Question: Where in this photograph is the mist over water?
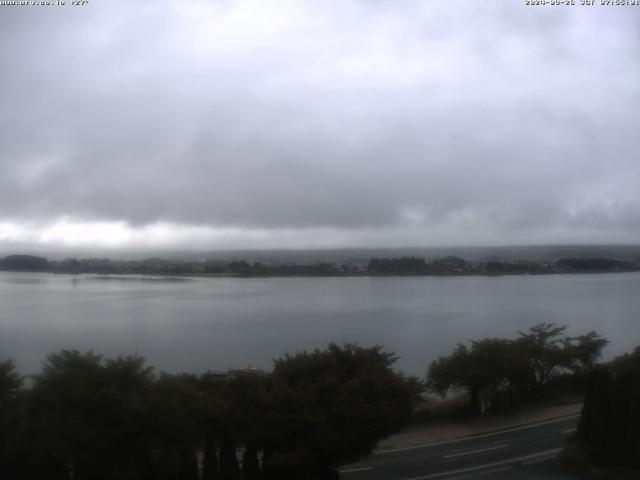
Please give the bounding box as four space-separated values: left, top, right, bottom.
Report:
2 271 639 376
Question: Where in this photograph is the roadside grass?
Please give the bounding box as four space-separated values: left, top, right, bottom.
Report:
408 392 472 427
407 391 583 429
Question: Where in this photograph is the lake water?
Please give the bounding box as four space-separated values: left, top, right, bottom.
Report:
1 271 639 376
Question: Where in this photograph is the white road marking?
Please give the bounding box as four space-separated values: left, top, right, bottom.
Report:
443 444 508 459
522 456 553 466
561 428 577 434
477 466 513 476
376 414 580 455
339 466 373 474
403 448 562 480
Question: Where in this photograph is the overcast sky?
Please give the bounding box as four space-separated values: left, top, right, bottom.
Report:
1 0 639 251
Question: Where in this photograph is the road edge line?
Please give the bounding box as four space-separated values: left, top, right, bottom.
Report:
405 448 562 479
376 414 579 455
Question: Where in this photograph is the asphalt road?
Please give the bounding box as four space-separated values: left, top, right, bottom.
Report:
339 414 583 480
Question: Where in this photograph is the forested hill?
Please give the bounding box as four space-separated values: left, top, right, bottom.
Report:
1 254 639 277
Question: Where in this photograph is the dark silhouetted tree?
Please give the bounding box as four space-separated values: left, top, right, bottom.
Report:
0 360 23 479
428 339 516 414
25 351 156 480
261 343 419 477
577 346 640 467
0 255 48 272
428 324 608 414
241 445 260 480
219 432 241 480
178 447 199 480
202 433 219 480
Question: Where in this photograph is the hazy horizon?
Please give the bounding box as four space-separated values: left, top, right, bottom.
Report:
3 243 640 264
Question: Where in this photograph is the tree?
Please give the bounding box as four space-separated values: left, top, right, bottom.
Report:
198 369 270 480
577 346 640 467
368 257 429 275
513 323 569 397
1 344 419 479
562 330 609 374
241 446 260 480
427 339 516 414
218 432 241 480
427 324 608 414
0 360 22 478
147 372 203 480
514 324 607 397
0 360 21 400
25 350 157 480
227 261 253 275
0 255 48 272
260 343 419 477
556 257 638 272
177 447 199 480
201 433 219 480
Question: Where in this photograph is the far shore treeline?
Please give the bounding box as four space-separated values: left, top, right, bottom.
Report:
1 254 639 277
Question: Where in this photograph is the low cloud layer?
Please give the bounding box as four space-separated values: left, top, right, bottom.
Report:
1 0 639 249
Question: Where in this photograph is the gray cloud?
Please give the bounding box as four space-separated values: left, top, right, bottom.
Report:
1 0 639 248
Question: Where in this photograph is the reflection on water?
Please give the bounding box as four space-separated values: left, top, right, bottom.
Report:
84 275 192 282
1 271 639 376
3 277 47 285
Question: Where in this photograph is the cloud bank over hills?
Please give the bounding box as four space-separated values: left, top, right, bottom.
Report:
1 1 639 249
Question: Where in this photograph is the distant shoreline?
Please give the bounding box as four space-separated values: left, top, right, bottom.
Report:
1 253 639 278
3 269 640 280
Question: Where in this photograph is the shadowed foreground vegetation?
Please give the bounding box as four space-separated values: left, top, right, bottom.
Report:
0 344 419 480
426 326 640 474
576 346 640 469
426 324 608 415
555 346 640 479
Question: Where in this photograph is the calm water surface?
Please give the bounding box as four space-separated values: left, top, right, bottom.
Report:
1 272 639 375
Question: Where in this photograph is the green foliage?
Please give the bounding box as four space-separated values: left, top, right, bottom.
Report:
0 343 417 479
481 260 546 274
428 339 517 414
578 346 640 468
4 252 639 276
427 324 608 414
227 260 342 276
514 324 608 397
203 370 270 445
556 257 638 272
263 343 419 471
26 350 156 480
0 255 48 272
368 256 429 275
515 323 572 396
0 360 23 478
0 360 22 400
149 372 201 447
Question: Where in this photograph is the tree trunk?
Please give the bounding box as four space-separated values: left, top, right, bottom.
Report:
202 434 219 480
470 386 481 415
178 447 199 480
219 433 240 480
241 446 260 480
